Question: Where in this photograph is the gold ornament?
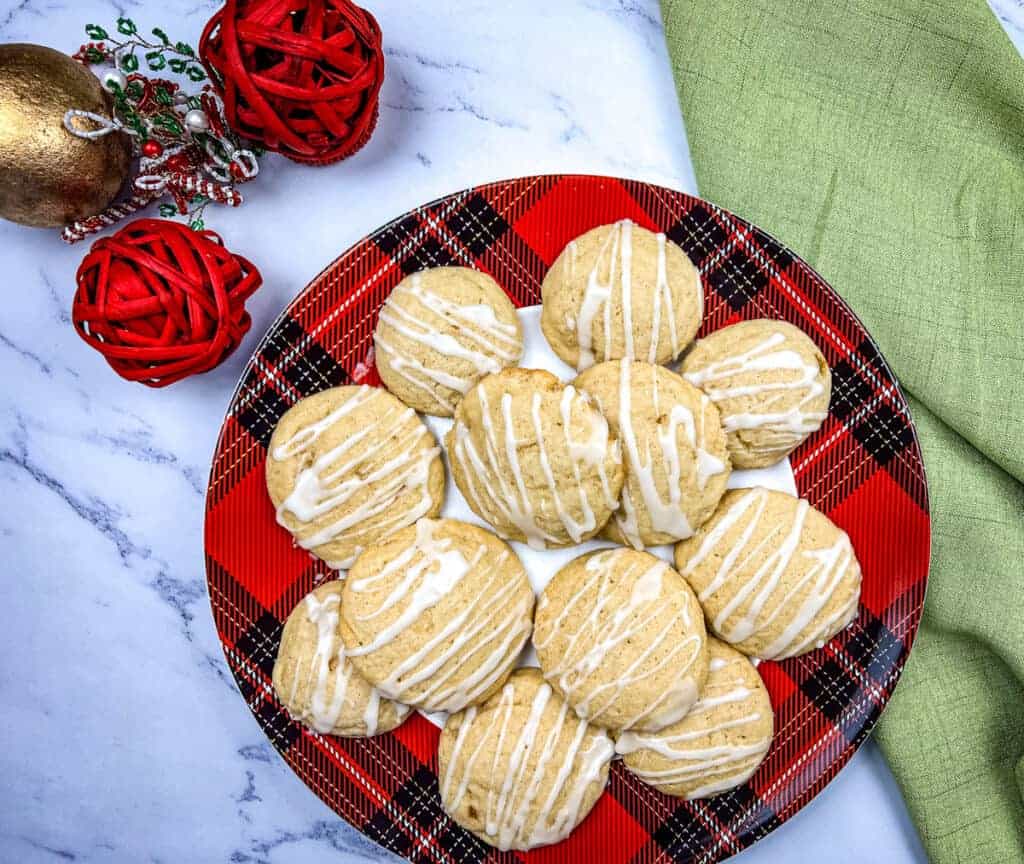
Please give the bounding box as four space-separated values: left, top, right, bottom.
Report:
0 43 131 228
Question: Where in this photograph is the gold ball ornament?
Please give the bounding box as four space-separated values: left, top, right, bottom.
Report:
0 43 131 227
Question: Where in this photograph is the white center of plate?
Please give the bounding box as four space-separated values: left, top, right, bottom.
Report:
418 305 796 728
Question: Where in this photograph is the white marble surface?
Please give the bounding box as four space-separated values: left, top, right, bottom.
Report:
990 0 1024 51
2 1 1016 862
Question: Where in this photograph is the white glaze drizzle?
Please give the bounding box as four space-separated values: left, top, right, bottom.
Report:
441 677 614 850
574 221 690 369
615 655 770 799
346 520 531 711
293 590 407 735
537 550 704 731
612 360 726 547
272 386 440 568
450 381 618 548
375 274 522 408
682 488 858 658
683 331 828 455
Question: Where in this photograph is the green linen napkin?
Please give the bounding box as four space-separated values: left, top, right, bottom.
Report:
660 0 1024 860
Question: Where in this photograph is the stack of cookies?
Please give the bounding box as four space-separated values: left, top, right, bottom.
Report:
264 220 862 852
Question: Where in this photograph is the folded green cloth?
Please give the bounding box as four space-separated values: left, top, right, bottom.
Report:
660 1 1024 860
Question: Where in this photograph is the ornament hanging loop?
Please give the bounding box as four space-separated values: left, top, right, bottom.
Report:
63 108 134 141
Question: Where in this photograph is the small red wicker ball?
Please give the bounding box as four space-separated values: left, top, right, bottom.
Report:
72 219 262 387
199 0 385 165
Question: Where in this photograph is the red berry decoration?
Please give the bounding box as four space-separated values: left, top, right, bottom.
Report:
199 0 385 165
141 139 164 158
72 219 262 387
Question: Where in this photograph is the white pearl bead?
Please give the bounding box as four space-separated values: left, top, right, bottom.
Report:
101 70 128 93
184 109 209 132
172 92 189 106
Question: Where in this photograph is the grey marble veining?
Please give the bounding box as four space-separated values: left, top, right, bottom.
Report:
3 1 1014 862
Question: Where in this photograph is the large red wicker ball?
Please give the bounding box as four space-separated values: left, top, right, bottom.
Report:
199 0 385 165
73 219 262 387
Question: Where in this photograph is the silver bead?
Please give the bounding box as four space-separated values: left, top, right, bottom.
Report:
101 69 128 93
184 109 209 132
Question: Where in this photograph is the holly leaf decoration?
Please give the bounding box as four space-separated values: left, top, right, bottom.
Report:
125 80 144 100
168 58 187 74
145 50 167 71
126 113 147 138
186 65 206 82
117 17 137 35
120 53 140 72
84 46 106 63
85 24 108 39
189 218 205 231
175 42 195 57
159 204 177 218
154 86 173 106
152 113 184 135
152 27 171 45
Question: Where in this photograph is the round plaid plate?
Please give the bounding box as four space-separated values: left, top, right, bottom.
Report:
204 175 930 864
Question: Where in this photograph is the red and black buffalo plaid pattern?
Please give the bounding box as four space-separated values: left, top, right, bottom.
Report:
204 175 930 864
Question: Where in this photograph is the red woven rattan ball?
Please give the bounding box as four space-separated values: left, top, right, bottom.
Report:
73 219 262 387
199 0 385 165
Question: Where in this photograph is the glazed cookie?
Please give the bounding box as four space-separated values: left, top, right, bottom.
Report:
374 268 523 417
675 488 862 659
680 319 831 468
438 668 614 851
339 518 534 713
266 386 445 570
575 359 730 547
534 548 709 732
271 582 411 737
445 367 624 548
617 638 773 799
541 220 702 369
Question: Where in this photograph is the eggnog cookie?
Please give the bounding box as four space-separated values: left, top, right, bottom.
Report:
541 220 702 370
272 582 411 737
339 518 534 713
266 386 445 569
680 319 831 468
675 488 862 659
445 367 624 548
617 638 773 798
438 668 614 851
374 268 523 417
574 359 730 547
534 548 709 732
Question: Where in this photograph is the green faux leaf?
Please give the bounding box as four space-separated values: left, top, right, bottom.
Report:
85 47 106 63
116 17 137 35
158 203 177 218
127 114 147 137
175 41 195 57
85 24 108 40
125 80 144 100
191 195 208 206
154 85 172 106
186 65 206 82
120 53 139 72
168 57 187 74
153 113 184 135
152 27 170 45
145 50 167 71
189 218 204 231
